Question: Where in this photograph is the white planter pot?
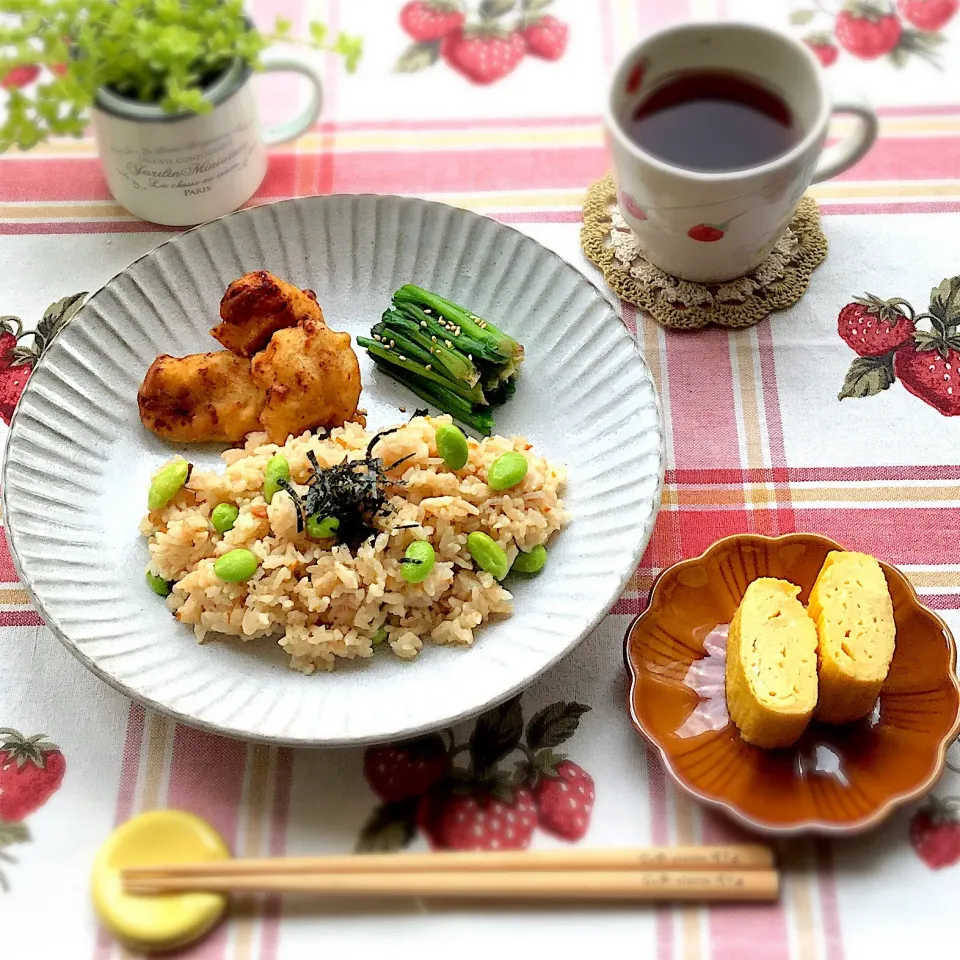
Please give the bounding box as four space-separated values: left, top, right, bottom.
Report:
91 53 322 227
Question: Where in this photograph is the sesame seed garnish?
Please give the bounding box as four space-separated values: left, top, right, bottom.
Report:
467 353 473 360
398 355 407 361
445 339 453 348
420 320 427 328
373 333 381 341
424 308 432 314
431 336 437 342
425 364 432 371
390 340 395 348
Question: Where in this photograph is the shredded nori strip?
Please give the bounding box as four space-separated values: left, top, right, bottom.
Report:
278 412 429 550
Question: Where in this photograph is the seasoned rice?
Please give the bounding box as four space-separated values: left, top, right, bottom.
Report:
140 415 569 673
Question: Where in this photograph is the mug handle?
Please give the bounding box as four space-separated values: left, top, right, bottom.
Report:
258 49 324 146
811 92 878 183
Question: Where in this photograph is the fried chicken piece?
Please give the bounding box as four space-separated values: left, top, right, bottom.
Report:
138 352 265 443
212 271 326 357
251 315 362 444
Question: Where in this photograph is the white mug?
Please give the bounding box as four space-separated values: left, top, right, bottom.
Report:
604 22 878 283
91 51 322 227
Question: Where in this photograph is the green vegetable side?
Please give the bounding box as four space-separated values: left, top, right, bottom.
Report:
357 284 523 436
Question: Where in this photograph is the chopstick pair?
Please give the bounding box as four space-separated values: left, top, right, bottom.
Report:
123 845 779 903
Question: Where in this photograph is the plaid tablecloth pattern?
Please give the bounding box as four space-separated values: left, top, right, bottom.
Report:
2 1 960 957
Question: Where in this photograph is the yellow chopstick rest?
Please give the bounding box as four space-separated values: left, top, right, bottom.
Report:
92 810 231 953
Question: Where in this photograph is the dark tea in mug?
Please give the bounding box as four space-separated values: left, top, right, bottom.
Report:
624 70 799 173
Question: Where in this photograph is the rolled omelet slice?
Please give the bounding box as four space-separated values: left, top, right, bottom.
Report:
807 551 895 725
725 578 818 749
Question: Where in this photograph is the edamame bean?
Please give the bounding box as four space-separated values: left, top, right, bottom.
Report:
466 531 509 580
306 514 340 539
211 503 239 534
512 544 547 575
436 424 469 470
263 454 291 504
147 458 190 511
145 570 172 597
214 548 259 583
487 451 528 491
371 626 387 646
401 540 436 584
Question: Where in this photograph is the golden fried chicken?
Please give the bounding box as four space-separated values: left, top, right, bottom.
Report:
138 352 265 443
212 271 326 357
251 315 362 444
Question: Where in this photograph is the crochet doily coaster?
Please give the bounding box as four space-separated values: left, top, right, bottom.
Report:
581 173 828 330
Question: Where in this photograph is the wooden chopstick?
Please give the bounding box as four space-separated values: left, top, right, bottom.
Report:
124 868 779 902
123 844 774 880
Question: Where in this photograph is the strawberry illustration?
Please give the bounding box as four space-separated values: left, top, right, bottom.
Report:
897 0 958 30
356 696 593 853
0 326 31 427
838 294 916 357
363 734 449 803
418 785 537 850
521 15 568 61
688 223 725 242
1 64 40 89
0 729 66 821
910 796 960 869
399 0 465 42
804 35 840 66
894 337 960 415
837 275 960 404
532 760 595 841
0 292 86 426
441 27 526 84
835 5 903 59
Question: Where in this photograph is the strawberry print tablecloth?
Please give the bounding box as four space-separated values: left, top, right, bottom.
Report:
3 1 960 957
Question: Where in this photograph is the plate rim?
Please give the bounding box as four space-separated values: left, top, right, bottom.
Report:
623 531 960 835
2 193 665 746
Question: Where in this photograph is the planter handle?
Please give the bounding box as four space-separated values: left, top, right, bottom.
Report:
258 50 324 146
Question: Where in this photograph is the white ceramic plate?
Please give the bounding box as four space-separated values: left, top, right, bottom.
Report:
2 195 663 745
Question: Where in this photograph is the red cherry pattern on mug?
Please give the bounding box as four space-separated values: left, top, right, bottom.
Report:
910 795 960 869
620 192 648 222
0 292 86 427
0 729 67 892
356 697 593 852
688 223 726 243
837 274 960 416
788 0 950 68
395 0 568 82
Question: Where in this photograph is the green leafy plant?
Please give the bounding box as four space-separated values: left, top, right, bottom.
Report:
0 0 362 151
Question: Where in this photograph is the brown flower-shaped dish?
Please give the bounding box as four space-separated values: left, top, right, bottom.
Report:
625 533 960 835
